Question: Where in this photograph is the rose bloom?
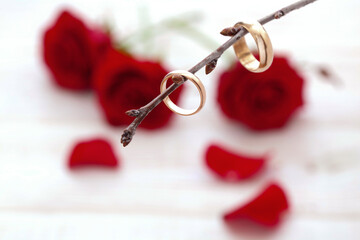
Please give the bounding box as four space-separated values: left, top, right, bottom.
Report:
42 10 111 90
93 48 183 130
217 56 304 130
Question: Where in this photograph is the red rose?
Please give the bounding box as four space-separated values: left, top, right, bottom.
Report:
43 10 111 90
217 56 304 130
93 48 183 129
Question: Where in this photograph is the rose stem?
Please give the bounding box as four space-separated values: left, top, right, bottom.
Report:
121 0 318 147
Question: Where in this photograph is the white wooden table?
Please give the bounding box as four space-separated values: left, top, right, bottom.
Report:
0 0 360 239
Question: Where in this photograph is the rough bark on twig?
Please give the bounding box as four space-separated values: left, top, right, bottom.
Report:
121 0 318 147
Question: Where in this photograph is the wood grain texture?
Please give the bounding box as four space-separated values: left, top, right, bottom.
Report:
0 0 360 239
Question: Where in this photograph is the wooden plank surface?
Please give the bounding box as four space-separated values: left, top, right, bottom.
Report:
0 0 360 239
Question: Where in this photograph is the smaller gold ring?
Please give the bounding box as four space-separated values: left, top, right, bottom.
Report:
233 21 273 73
160 70 206 116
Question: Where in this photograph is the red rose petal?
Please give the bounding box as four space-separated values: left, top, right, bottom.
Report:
68 138 119 169
205 144 266 181
223 183 289 228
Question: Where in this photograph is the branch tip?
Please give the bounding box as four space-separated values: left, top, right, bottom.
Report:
120 129 133 147
220 26 239 36
126 109 140 117
205 59 218 75
172 74 185 84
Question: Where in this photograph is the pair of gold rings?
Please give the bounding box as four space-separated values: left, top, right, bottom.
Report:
160 20 274 116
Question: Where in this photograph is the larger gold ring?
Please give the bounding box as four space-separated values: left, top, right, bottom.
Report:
233 21 273 72
160 70 206 116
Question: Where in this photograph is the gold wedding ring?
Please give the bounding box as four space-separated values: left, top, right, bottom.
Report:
160 70 206 116
233 21 273 72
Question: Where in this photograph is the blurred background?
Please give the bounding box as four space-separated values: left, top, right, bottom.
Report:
1 0 360 239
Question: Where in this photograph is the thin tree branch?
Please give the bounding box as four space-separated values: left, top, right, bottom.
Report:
121 0 318 147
